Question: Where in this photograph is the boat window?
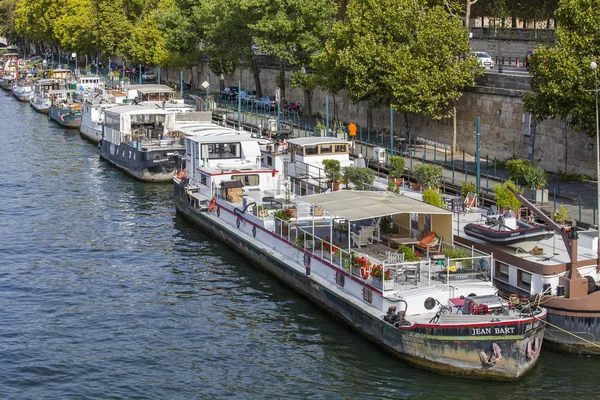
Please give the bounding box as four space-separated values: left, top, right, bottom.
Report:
495 261 510 282
517 270 532 290
206 143 241 159
186 139 191 155
320 145 333 154
200 174 208 186
266 156 273 166
294 145 303 156
305 145 318 155
335 144 348 153
335 271 345 287
362 287 373 303
232 174 259 186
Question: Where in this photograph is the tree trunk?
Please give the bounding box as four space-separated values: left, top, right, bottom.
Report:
219 63 225 92
563 119 569 176
304 89 313 119
251 54 262 98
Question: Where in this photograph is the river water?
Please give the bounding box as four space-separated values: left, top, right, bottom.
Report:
0 93 597 399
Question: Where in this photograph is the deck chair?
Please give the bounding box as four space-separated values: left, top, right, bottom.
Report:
415 232 442 257
385 251 404 264
351 226 375 248
464 192 477 211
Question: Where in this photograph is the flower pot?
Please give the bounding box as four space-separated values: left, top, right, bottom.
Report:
396 178 403 186
372 277 394 291
258 209 269 217
411 183 420 191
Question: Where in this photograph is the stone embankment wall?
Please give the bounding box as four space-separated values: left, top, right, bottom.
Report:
155 54 595 177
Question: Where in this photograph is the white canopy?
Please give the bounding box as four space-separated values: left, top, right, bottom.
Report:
298 191 451 221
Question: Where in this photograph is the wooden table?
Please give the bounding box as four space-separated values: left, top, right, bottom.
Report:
383 236 419 249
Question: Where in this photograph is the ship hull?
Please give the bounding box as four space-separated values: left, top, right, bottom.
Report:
173 181 546 380
49 106 81 128
98 140 183 182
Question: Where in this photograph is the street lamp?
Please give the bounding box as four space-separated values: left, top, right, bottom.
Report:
591 61 600 255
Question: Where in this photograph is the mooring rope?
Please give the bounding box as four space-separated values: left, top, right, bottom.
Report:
540 319 600 350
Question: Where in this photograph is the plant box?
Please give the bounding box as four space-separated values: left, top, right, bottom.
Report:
258 209 269 217
372 277 394 291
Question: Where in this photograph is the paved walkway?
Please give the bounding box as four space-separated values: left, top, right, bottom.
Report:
369 143 600 228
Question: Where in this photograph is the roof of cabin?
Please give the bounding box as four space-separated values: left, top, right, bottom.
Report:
187 134 261 144
128 84 174 94
298 191 451 221
104 104 172 116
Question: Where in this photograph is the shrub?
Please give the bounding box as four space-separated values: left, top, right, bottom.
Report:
322 159 341 183
505 159 531 182
389 156 405 179
553 204 571 225
398 245 421 262
344 167 376 189
461 181 477 196
422 188 445 208
413 164 443 189
521 165 548 189
494 181 521 211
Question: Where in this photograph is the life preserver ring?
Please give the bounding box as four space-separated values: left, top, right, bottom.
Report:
236 218 241 228
208 197 216 212
177 169 187 179
60 113 66 122
99 83 104 89
252 226 257 237
360 267 369 279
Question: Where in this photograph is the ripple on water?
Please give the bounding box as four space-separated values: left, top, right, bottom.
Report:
0 94 599 400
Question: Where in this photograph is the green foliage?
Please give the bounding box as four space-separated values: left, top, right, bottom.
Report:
389 156 405 179
413 164 443 188
505 158 531 182
494 181 521 211
524 0 600 138
444 247 473 269
521 165 548 189
314 0 481 126
461 181 477 196
322 159 342 183
387 179 400 194
553 204 571 225
398 245 420 262
344 167 376 189
422 188 445 208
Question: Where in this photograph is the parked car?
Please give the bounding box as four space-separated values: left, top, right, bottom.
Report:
237 90 257 104
254 96 276 110
220 86 239 101
142 71 156 81
471 51 495 69
525 50 534 70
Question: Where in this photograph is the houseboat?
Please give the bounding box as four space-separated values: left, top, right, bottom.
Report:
455 191 600 354
48 92 82 128
29 79 64 113
0 53 18 90
173 135 546 380
11 69 34 101
80 84 193 143
98 105 210 181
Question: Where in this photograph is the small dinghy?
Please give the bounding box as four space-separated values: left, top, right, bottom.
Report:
464 214 554 245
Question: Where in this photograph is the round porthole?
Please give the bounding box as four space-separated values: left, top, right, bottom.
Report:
424 297 436 310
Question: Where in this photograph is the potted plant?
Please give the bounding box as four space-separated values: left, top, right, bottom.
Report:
397 245 421 262
494 181 522 212
274 208 293 236
553 204 571 226
461 181 477 197
387 179 400 194
389 156 405 186
413 164 443 190
370 264 394 290
505 158 531 183
256 205 269 218
345 166 376 190
323 159 342 191
521 165 548 203
422 188 446 208
315 121 326 136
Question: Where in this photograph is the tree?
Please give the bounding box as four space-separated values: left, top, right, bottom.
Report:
315 0 481 135
524 0 600 144
250 0 338 113
0 0 19 42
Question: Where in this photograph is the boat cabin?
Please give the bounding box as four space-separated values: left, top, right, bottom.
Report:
49 68 72 80
76 75 103 91
127 84 176 103
184 135 278 205
103 105 177 147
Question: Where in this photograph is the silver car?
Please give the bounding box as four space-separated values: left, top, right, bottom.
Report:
471 51 495 69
